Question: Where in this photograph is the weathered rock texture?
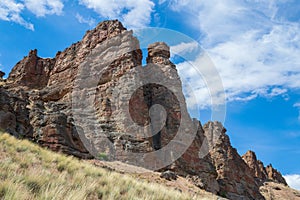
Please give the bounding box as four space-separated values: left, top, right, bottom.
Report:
0 20 288 200
242 150 287 186
260 181 300 200
7 49 55 89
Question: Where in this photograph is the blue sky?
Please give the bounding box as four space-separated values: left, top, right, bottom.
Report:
1 0 300 190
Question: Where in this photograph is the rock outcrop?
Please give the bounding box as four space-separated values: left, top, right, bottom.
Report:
0 20 288 200
242 150 287 186
0 71 5 79
259 181 300 200
265 164 288 186
242 150 268 181
7 49 55 89
203 121 265 199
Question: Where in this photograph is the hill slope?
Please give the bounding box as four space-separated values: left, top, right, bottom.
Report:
0 132 223 200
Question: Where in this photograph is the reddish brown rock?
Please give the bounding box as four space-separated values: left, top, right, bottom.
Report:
46 20 127 102
146 42 173 65
203 121 264 200
242 150 287 186
2 20 129 158
143 42 219 193
0 87 32 138
7 49 55 89
0 111 16 134
265 164 287 185
242 150 268 181
0 20 289 200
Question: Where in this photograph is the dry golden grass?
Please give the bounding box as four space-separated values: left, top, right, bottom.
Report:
0 132 197 200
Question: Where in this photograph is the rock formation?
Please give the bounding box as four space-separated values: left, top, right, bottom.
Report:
203 122 263 199
0 71 5 79
7 49 55 89
242 150 287 185
0 20 289 200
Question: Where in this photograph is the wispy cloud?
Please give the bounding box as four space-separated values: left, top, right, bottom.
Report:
0 0 64 30
23 0 64 17
76 13 96 27
284 174 300 190
0 0 34 30
294 103 300 107
167 0 300 108
172 44 226 110
158 0 167 4
171 41 199 57
285 131 300 138
79 0 155 28
293 103 300 121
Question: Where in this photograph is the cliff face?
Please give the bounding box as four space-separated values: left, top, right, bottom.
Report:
0 20 288 200
242 151 287 185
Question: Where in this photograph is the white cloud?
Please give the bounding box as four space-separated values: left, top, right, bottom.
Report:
23 0 64 17
171 41 198 57
158 0 167 4
76 13 96 27
294 103 300 108
0 0 64 30
79 0 155 28
293 103 300 121
167 0 300 107
0 0 34 30
284 174 300 190
175 48 226 110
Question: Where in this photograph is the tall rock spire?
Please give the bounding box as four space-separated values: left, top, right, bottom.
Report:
0 20 290 200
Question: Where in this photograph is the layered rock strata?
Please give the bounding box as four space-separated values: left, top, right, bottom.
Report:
0 20 288 200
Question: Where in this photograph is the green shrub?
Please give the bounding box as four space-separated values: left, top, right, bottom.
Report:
97 152 109 161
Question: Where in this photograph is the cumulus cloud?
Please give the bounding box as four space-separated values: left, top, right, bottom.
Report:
76 13 96 27
284 174 300 190
23 0 64 17
79 0 155 28
167 0 300 108
170 42 226 120
0 0 34 30
0 0 64 30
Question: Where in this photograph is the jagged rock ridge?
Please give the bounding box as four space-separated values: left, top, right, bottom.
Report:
0 20 290 200
242 150 287 185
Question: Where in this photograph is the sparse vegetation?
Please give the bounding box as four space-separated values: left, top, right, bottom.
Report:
0 132 194 200
218 190 227 198
97 152 108 161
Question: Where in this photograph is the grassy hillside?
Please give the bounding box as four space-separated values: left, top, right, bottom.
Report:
0 132 195 200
